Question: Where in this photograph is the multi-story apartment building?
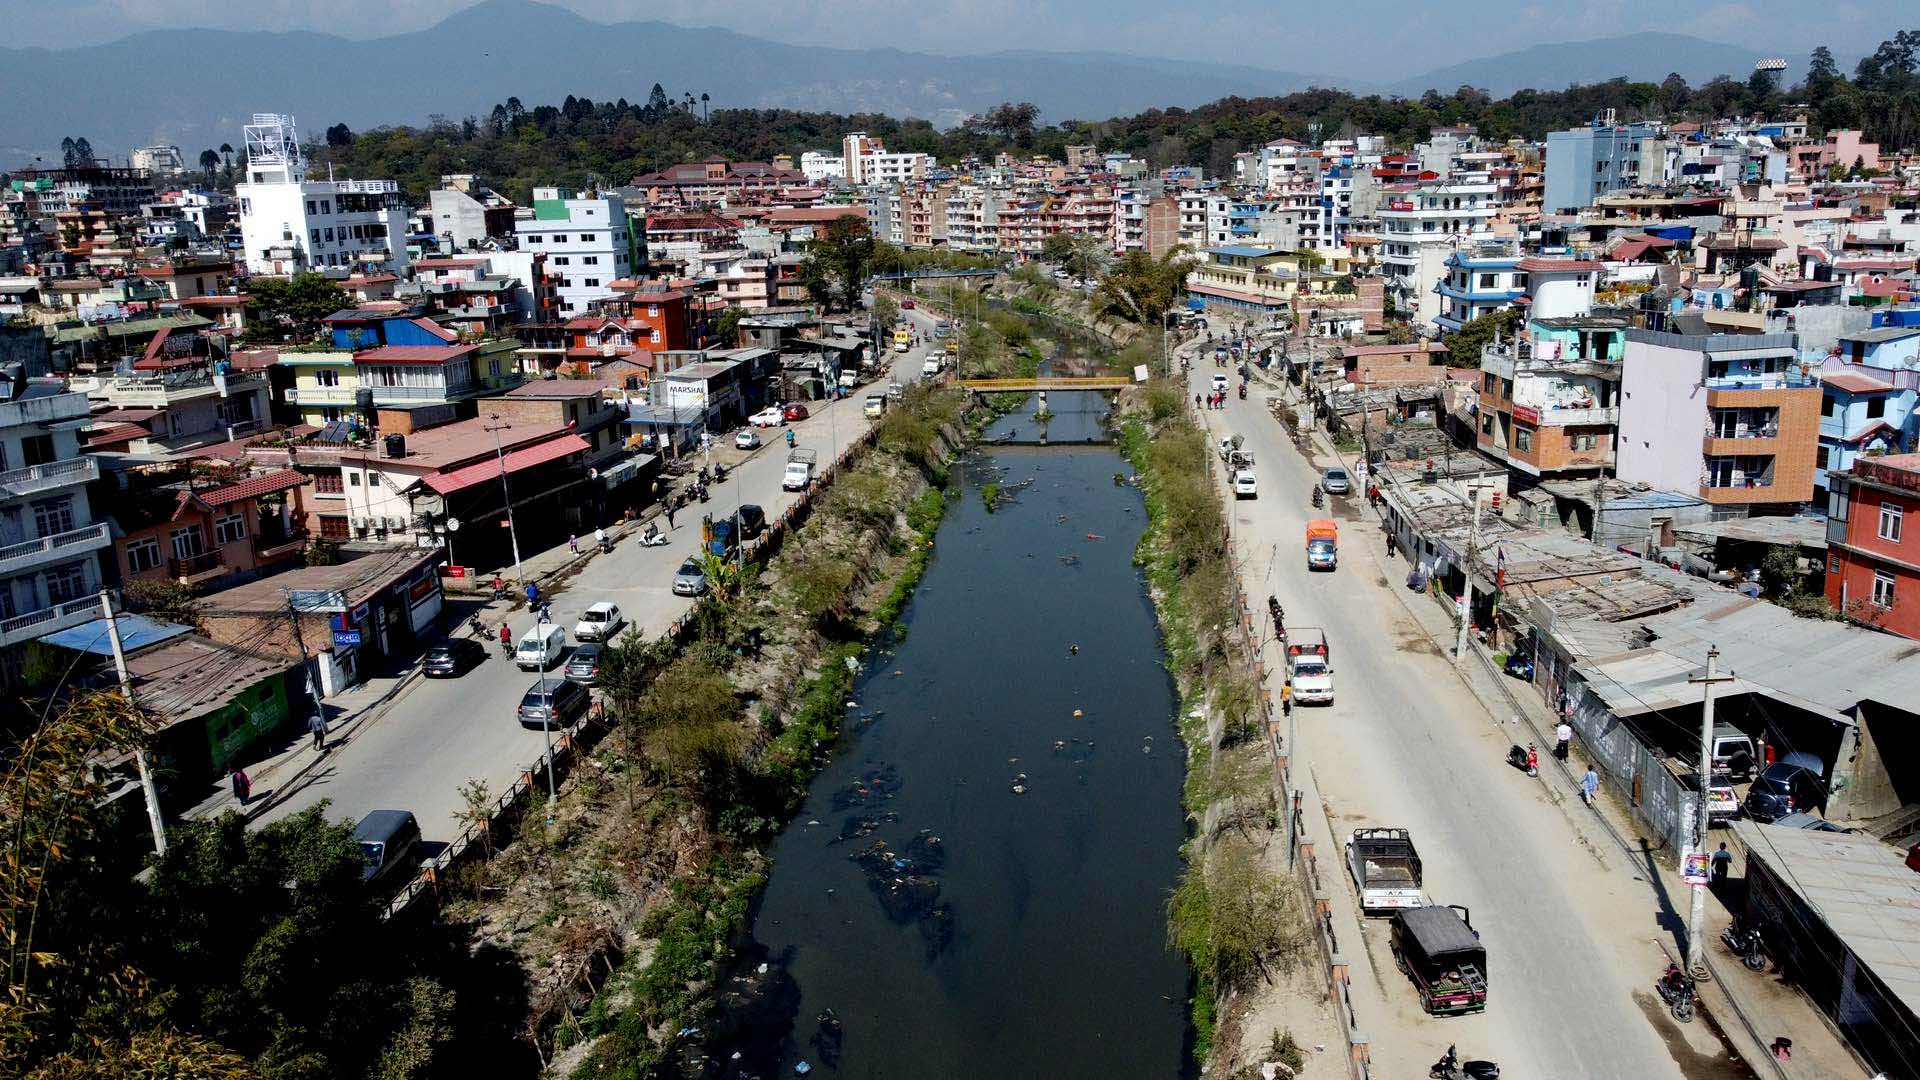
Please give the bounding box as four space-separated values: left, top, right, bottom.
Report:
2 165 157 219
426 175 517 251
1436 250 1525 333
1477 315 1628 482
235 114 409 277
515 187 637 316
1824 453 1919 638
130 145 187 176
1377 178 1501 327
631 158 806 208
1617 329 1821 514
842 133 930 186
0 381 113 659
1543 120 1665 213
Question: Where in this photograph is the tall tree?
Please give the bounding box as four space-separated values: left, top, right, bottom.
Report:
324 122 354 147
245 274 350 341
198 148 220 178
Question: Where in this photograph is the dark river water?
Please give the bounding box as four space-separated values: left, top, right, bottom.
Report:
692 392 1189 1078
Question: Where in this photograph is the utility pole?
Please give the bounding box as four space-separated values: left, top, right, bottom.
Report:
485 416 526 588
1592 471 1608 549
101 592 166 855
1456 485 1482 664
282 590 327 743
1687 646 1734 977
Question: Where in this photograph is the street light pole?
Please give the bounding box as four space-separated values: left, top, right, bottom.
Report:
484 417 525 588
1687 646 1733 977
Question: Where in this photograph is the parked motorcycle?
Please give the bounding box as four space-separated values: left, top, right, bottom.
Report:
1237 383 1247 400
1505 743 1539 776
1657 964 1697 1022
1723 917 1768 971
467 615 487 638
1429 1044 1500 1080
713 462 728 482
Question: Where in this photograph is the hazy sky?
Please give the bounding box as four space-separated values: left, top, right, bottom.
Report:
1 0 1891 70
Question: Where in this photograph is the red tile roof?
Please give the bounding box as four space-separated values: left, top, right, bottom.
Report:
1516 257 1604 272
353 344 480 365
1821 371 1896 394
412 317 458 342
421 434 590 496
94 407 162 423
1840 419 1900 445
198 468 309 507
87 422 150 447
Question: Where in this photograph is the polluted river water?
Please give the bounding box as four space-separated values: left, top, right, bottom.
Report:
696 390 1191 1078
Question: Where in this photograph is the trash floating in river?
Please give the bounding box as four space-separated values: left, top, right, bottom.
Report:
1073 708 1084 717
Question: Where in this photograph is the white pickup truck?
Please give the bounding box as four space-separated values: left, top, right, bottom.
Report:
1285 629 1333 705
1347 828 1423 915
783 448 819 491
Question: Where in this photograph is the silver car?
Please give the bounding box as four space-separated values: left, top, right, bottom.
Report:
672 558 708 597
1321 467 1352 496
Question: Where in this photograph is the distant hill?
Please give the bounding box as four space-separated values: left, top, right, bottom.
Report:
0 0 1336 167
1388 32 1843 98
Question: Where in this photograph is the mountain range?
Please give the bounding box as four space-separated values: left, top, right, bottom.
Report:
1385 32 1851 98
0 0 1828 169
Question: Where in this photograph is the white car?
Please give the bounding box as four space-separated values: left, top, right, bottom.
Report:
735 429 761 450
574 601 624 643
750 407 785 428
1210 373 1229 392
1232 469 1257 499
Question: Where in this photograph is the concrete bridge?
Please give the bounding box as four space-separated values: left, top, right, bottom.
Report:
956 377 1131 392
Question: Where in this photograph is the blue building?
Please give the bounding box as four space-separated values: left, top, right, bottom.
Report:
1434 250 1525 333
320 308 457 351
1816 370 1916 502
1543 121 1663 213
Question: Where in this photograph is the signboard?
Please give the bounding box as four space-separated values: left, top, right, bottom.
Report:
444 565 468 579
288 589 347 612
1511 404 1540 425
332 630 362 648
1682 851 1711 887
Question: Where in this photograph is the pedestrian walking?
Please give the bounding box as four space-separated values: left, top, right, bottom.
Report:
1281 682 1293 717
229 767 252 805
1581 766 1600 805
1711 841 1733 886
308 712 327 752
568 534 579 555
499 622 512 656
665 502 677 529
1554 720 1573 761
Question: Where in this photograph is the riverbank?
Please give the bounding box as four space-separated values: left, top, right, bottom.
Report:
1116 377 1333 1077
418 386 970 1078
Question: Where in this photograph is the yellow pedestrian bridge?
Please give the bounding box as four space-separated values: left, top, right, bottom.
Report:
956 377 1132 392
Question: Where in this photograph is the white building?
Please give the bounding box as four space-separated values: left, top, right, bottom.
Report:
800 152 845 182
234 114 409 277
130 145 186 176
514 187 632 316
842 132 929 186
0 383 113 659
1377 178 1502 328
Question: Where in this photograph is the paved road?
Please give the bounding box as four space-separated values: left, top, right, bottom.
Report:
250 308 946 841
1185 346 1696 1079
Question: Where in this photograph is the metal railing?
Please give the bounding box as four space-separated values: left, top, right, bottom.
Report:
0 457 97 496
168 550 225 578
0 522 111 570
0 590 114 645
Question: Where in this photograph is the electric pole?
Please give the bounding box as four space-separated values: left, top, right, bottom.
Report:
485 416 526 588
1687 645 1734 977
1455 485 1482 664
102 592 166 855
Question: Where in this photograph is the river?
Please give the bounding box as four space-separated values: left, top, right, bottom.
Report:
694 391 1190 1078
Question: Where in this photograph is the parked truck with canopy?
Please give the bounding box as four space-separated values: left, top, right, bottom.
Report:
1390 904 1487 1015
1346 828 1423 915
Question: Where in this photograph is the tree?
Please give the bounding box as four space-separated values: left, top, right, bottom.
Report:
1040 232 1109 281
715 305 746 346
872 292 899 329
975 102 1040 145
1094 247 1197 328
645 84 669 121
625 654 748 800
1440 306 1524 369
1807 46 1840 97
218 142 233 166
324 123 354 147
60 136 94 168
245 274 349 341
701 92 710 123
1295 248 1326 274
797 215 877 312
199 148 221 178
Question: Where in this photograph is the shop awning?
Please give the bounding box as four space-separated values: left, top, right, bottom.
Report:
421 434 589 496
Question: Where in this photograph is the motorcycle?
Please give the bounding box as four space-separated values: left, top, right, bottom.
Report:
1429 1045 1500 1080
467 615 487 639
1723 916 1768 971
1657 964 1697 1022
638 524 669 547
713 462 728 483
597 534 613 554
1506 743 1539 776
694 482 711 504
1311 486 1324 509
1237 383 1247 400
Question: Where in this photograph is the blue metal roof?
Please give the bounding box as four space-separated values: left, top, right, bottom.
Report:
1207 245 1283 258
41 614 192 656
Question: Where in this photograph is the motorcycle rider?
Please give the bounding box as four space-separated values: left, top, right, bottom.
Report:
1660 962 1692 999
1525 743 1540 777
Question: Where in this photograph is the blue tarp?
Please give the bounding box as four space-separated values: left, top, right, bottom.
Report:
41 614 192 656
1645 225 1695 242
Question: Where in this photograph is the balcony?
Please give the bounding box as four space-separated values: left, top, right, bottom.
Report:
0 522 113 576
1704 371 1813 392
1514 403 1619 427
103 369 265 406
167 550 229 584
0 457 98 498
0 591 115 649
254 530 309 563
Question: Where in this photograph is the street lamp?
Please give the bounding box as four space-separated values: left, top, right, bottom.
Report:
443 515 460 572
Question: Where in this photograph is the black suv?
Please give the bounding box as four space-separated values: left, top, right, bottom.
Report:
1744 758 1827 823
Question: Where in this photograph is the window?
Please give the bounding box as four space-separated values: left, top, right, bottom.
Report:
647 305 659 318
316 369 340 387
1479 273 1497 289
310 229 321 245
1572 433 1596 451
348 472 361 486
214 514 248 545
1872 570 1896 608
1817 446 1830 470
1823 394 1838 417
320 200 331 215
1881 502 1904 543
324 227 335 242
554 256 570 266
320 516 350 540
1867 396 1886 420
169 526 203 560
306 200 316 215
1514 428 1533 452
584 279 599 288
583 256 599 265
552 234 568 243
31 497 73 537
20 434 54 467
1480 413 1494 435
125 536 162 573
525 234 541 244
43 563 86 605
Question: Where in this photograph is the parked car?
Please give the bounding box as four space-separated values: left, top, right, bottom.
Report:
673 558 709 596
518 676 590 730
1321 467 1352 495
1772 811 1850 832
564 642 603 685
1744 753 1827 822
1710 724 1758 783
1680 771 1741 826
886 381 903 400
901 299 915 309
1211 373 1229 392
1232 469 1257 499
422 638 485 678
865 395 886 418
735 429 762 450
783 403 811 422
574 601 624 643
736 503 767 539
750 407 785 428
353 810 422 886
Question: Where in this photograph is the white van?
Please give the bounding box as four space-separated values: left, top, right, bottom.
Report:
515 624 567 670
